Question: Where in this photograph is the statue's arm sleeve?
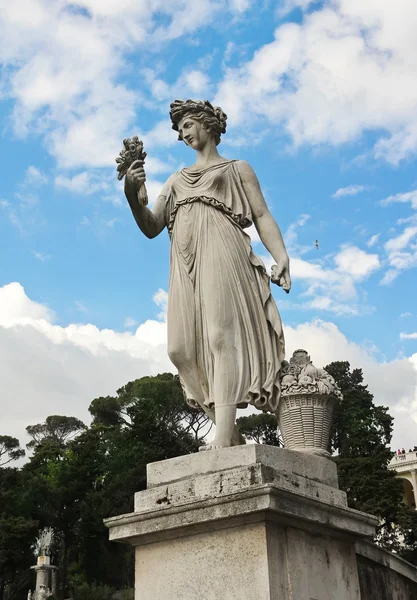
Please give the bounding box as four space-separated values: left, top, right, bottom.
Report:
236 160 289 264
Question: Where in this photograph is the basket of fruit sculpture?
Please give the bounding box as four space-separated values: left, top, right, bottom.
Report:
277 349 342 457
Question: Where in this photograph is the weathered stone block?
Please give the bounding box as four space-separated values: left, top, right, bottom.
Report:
105 445 378 600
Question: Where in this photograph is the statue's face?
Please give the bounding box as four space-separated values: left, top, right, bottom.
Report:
178 116 210 150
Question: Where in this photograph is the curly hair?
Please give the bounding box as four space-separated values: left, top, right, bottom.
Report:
169 99 227 146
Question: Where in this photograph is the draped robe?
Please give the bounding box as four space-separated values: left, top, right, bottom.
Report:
165 159 285 413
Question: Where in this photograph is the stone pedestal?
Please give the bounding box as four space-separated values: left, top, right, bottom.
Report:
30 555 57 597
105 445 377 600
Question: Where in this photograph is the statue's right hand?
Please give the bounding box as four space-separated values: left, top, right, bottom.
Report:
125 160 146 196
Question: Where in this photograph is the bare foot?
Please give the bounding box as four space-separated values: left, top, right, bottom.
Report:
231 427 246 447
199 444 221 452
199 437 233 451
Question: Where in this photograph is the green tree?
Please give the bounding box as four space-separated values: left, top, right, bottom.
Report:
0 436 25 467
70 374 208 592
23 374 209 598
327 361 417 557
89 373 210 441
237 413 281 446
0 467 38 600
26 416 86 450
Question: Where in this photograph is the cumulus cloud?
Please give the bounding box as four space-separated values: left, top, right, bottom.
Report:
263 218 381 314
334 245 380 279
0 282 172 447
215 0 417 164
0 0 251 171
1 282 416 451
288 246 380 315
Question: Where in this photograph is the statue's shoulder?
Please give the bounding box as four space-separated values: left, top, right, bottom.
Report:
233 160 258 183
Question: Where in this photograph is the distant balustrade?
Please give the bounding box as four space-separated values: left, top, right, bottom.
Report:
389 451 417 466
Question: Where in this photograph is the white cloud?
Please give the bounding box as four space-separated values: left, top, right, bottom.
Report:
0 281 172 446
381 226 417 284
25 166 47 186
0 282 54 326
215 0 417 164
0 0 250 171
246 223 261 244
1 282 415 452
141 120 178 150
263 250 375 316
124 317 138 328
385 227 417 254
31 250 51 262
334 245 380 279
381 190 417 211
55 171 111 195
332 185 368 198
367 233 380 248
0 201 24 234
79 216 90 228
380 190 417 284
263 216 380 315
401 332 417 340
284 213 311 254
153 288 168 322
75 300 88 314
400 312 412 318
229 0 252 13
141 66 212 107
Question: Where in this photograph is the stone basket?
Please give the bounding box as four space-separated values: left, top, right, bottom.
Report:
277 350 342 457
278 393 336 457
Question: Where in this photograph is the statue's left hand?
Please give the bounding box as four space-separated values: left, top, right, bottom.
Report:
271 260 291 293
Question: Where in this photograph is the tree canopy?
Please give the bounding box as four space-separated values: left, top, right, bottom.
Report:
1 374 207 600
327 361 417 556
0 436 25 467
1 366 416 600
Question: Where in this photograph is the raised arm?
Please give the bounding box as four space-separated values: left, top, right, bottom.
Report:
237 160 291 292
124 160 169 239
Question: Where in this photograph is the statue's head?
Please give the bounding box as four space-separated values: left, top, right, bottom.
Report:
169 99 227 146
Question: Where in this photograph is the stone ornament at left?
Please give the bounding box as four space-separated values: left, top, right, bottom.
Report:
117 99 291 449
27 585 52 600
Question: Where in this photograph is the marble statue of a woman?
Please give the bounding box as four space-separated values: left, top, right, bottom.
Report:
124 100 291 449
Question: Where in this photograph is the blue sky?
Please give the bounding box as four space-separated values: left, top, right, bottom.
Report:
1 0 417 451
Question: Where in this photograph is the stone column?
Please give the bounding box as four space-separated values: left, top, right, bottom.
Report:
32 565 50 591
30 556 57 596
51 568 57 596
105 445 377 600
411 470 417 508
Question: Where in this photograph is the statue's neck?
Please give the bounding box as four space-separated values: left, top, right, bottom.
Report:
194 141 220 167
